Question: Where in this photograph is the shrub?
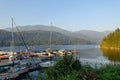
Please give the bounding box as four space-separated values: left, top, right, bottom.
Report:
77 66 97 80
43 52 81 80
39 52 120 80
96 65 120 80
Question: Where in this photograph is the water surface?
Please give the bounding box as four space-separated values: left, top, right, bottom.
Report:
0 45 120 79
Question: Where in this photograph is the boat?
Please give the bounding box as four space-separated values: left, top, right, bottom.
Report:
0 18 30 79
0 55 9 60
0 51 9 60
0 51 7 55
40 61 56 67
0 65 29 80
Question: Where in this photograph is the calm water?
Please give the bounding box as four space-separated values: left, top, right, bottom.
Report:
0 44 98 52
0 45 120 80
0 44 117 61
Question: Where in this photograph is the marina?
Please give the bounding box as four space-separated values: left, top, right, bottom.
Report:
0 47 74 80
0 44 120 79
0 0 120 79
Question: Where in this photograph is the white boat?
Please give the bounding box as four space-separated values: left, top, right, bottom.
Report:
40 61 56 67
0 66 29 80
0 51 8 55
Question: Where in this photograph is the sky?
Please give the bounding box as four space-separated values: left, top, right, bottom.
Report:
0 0 120 31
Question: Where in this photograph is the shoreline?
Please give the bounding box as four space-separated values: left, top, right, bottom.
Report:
100 46 120 50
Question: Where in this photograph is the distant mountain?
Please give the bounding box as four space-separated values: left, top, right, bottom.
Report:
6 25 73 35
5 25 112 44
76 30 112 43
6 25 80 40
74 30 112 43
5 25 90 43
0 30 91 46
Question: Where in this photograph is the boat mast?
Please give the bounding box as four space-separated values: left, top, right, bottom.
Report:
49 22 53 50
11 17 14 54
12 19 30 54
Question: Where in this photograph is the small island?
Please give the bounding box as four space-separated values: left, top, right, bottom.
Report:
101 28 120 49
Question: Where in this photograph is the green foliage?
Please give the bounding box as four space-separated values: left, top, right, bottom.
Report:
77 66 97 80
72 59 81 71
96 65 120 80
101 28 120 48
40 53 81 80
40 70 78 80
53 54 74 76
39 54 120 80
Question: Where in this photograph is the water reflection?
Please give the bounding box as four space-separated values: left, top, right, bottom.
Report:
101 48 120 62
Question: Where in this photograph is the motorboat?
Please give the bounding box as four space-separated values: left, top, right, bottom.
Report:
40 61 56 67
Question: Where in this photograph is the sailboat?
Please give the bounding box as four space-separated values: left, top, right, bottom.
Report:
39 22 56 67
48 22 53 57
0 19 16 60
0 18 16 65
8 18 17 61
0 18 28 79
39 22 54 57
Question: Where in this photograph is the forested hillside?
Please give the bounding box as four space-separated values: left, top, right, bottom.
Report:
5 25 111 44
75 30 111 44
101 28 120 48
0 30 91 46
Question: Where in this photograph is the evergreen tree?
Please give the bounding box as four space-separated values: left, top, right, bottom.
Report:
101 28 120 48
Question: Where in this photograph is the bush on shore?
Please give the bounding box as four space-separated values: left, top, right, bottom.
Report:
39 53 120 80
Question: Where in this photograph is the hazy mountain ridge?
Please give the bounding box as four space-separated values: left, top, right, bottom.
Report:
5 25 71 34
74 30 112 43
5 25 112 44
0 30 91 46
5 25 77 39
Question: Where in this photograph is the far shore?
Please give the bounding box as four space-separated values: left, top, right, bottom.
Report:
100 46 120 50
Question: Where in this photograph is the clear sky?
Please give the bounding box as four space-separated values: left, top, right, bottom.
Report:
0 0 120 31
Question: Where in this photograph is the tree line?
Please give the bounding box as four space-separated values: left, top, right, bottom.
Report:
101 28 120 48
